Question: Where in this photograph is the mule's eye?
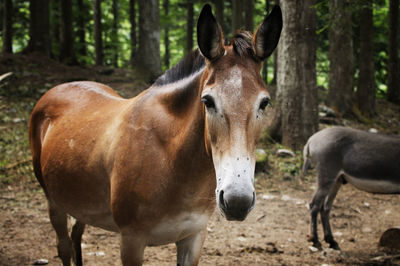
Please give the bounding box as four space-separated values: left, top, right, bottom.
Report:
259 98 270 111
201 95 216 109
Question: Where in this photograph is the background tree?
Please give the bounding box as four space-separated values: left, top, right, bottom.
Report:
136 0 162 81
232 0 244 33
50 1 60 57
244 0 254 32
76 0 87 60
163 0 170 68
357 0 375 117
186 0 193 53
93 0 103 65
130 0 137 66
387 0 400 103
272 0 318 150
25 0 51 56
327 1 354 116
60 0 76 64
2 0 13 54
112 0 119 67
213 0 224 30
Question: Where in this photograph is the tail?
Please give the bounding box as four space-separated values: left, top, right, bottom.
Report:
302 139 312 177
29 109 50 198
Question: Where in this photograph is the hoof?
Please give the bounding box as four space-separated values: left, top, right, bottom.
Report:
307 235 322 250
329 241 340 250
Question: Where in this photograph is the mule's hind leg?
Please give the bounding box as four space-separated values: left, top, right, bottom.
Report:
309 168 339 249
71 220 85 266
48 202 72 266
321 177 342 250
176 228 207 266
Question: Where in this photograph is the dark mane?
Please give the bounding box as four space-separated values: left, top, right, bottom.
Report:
154 49 205 86
154 31 257 86
230 31 259 61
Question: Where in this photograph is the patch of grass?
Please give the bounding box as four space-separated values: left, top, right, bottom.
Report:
0 97 35 185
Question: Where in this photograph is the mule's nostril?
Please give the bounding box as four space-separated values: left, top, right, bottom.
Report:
250 192 256 209
219 190 226 209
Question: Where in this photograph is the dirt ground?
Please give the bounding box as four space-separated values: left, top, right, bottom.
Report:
1 177 400 266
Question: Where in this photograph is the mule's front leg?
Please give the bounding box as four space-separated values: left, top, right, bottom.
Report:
176 228 207 266
120 233 146 266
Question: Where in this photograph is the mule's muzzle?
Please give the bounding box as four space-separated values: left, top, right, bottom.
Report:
218 190 256 221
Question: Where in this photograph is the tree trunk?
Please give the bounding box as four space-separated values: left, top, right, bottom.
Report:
273 0 317 150
76 0 87 58
213 0 224 28
2 0 13 54
387 0 400 103
327 1 354 116
186 0 194 54
112 0 119 67
244 0 254 32
301 0 318 141
232 0 244 33
50 0 60 58
26 0 51 56
93 0 103 65
60 0 76 64
136 0 162 81
130 0 137 66
357 0 375 117
163 0 170 68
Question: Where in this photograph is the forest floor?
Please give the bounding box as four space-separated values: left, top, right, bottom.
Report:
1 53 400 266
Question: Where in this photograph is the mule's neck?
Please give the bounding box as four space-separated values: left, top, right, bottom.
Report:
154 67 213 176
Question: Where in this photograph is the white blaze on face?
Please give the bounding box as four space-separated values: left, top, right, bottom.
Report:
207 65 255 201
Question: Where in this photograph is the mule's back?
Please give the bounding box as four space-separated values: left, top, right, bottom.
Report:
307 126 400 192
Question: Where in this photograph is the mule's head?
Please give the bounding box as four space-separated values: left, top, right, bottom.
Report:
197 4 282 221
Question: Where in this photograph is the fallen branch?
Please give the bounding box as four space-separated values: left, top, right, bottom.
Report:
371 254 400 262
0 72 13 83
5 157 32 170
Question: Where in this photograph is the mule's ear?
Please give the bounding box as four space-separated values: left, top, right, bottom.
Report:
197 4 225 61
252 5 282 61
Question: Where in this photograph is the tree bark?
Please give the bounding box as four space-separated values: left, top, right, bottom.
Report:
2 0 13 54
163 0 170 68
186 0 194 54
50 0 60 58
60 0 76 64
301 0 318 141
26 0 51 56
357 0 375 117
93 0 103 65
387 0 400 103
130 0 137 66
273 0 317 150
232 0 244 33
76 0 87 58
112 0 119 67
136 0 162 81
213 0 224 28
244 0 254 32
327 1 354 116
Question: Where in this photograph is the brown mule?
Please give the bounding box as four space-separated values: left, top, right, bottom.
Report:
29 5 282 266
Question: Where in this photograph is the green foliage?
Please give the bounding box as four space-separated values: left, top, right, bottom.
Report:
0 0 395 99
0 99 35 184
